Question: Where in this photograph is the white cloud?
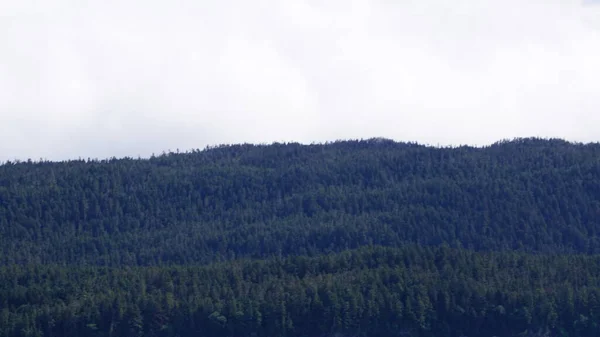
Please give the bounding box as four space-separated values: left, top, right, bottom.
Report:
1 0 599 161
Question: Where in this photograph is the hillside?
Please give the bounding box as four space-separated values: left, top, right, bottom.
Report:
2 137 600 337
1 138 599 265
2 246 600 337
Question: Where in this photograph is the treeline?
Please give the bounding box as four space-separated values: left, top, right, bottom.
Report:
1 138 600 265
2 246 600 337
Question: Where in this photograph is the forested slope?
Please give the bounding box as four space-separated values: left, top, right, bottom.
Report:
2 137 600 337
3 246 600 337
1 138 599 265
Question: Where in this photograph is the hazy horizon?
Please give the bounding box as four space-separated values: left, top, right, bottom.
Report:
2 0 600 161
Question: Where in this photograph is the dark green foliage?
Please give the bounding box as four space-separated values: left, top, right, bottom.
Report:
1 246 600 337
1 138 600 265
2 137 600 336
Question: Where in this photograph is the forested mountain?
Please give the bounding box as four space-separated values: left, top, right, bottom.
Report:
1 138 599 265
2 137 600 336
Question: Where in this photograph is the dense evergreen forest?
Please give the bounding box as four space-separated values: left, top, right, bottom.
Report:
1 137 600 336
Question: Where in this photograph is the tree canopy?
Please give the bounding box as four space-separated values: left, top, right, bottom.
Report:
1 137 600 336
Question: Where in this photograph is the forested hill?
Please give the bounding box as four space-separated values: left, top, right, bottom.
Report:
3 137 600 337
1 137 600 265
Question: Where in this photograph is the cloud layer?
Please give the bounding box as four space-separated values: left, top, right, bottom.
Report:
1 0 599 161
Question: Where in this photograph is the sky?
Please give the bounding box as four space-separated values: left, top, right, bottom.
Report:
1 0 600 161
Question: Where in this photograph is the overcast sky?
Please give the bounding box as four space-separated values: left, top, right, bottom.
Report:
1 0 600 161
